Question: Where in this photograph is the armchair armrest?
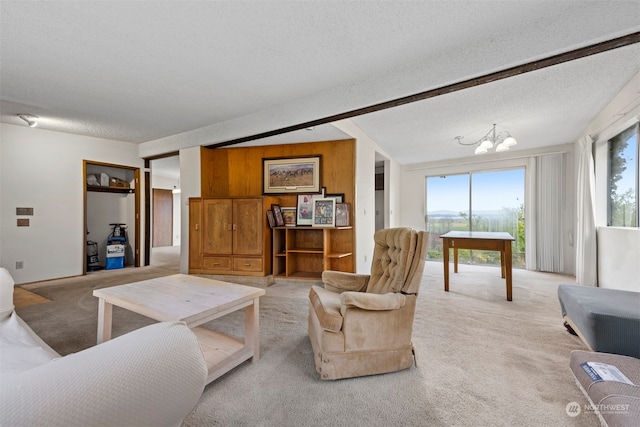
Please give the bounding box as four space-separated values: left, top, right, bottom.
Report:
340 292 406 311
0 322 206 427
322 270 369 293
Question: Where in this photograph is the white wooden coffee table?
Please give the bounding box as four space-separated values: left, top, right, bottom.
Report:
93 274 266 384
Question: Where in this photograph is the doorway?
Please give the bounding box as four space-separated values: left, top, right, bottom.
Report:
83 160 140 274
152 189 173 247
374 153 390 231
148 155 181 266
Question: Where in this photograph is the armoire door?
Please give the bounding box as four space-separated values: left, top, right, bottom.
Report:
232 198 263 255
203 199 233 254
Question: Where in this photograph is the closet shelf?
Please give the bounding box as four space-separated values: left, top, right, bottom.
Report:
87 185 134 194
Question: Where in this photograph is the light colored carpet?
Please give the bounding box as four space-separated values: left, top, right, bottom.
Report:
16 254 598 426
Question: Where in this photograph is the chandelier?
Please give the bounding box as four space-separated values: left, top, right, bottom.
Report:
455 123 517 154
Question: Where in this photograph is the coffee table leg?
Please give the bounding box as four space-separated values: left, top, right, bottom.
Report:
97 298 113 344
245 297 260 361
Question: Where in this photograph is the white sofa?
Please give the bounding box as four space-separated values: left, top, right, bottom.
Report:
0 268 207 427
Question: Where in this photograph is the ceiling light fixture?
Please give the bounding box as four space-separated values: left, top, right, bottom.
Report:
18 114 39 128
455 123 517 155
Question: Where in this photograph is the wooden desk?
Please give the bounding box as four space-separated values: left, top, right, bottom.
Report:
93 274 265 384
441 231 515 301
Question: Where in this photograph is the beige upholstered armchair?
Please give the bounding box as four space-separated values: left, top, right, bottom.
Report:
308 227 428 380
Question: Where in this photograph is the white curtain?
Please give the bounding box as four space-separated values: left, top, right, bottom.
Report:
575 136 597 285
536 153 565 272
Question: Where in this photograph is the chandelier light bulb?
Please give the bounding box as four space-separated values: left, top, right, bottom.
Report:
495 142 509 152
503 136 517 147
479 139 494 149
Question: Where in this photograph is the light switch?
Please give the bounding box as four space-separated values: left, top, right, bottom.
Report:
16 207 34 215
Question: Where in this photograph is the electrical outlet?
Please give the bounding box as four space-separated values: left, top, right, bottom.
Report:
16 261 24 269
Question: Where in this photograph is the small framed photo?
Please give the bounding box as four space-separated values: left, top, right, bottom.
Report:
312 198 336 227
296 194 315 225
335 203 350 226
266 210 276 228
281 207 297 226
271 204 285 227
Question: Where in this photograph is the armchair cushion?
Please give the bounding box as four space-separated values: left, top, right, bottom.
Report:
309 286 343 333
321 270 369 293
367 228 417 294
340 292 406 311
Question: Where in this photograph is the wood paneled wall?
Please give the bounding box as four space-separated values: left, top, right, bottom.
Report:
200 139 356 209
200 139 357 274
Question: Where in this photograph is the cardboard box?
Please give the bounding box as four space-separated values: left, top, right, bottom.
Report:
109 177 130 188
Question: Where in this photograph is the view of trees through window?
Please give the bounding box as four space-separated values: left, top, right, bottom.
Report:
425 169 525 268
608 123 638 227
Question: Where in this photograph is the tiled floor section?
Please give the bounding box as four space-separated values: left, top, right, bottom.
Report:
14 287 51 308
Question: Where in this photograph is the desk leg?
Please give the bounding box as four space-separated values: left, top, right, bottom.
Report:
453 247 459 273
500 250 506 278
97 298 113 344
245 297 260 362
504 242 513 301
443 240 450 292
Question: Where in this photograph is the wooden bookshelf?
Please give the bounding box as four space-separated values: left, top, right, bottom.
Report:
272 226 353 280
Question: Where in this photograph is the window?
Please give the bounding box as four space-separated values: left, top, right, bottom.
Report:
608 123 638 227
425 168 525 267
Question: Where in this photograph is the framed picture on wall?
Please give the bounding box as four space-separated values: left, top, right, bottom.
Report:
263 156 322 194
311 198 336 227
271 204 285 227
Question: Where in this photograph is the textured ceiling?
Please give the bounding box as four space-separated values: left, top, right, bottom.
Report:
1 1 639 165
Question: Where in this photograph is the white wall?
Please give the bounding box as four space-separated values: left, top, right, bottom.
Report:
0 124 143 284
333 119 399 274
584 71 640 290
375 190 384 230
597 227 640 291
178 146 202 274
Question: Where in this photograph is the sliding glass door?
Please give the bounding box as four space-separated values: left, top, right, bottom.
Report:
426 168 525 267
